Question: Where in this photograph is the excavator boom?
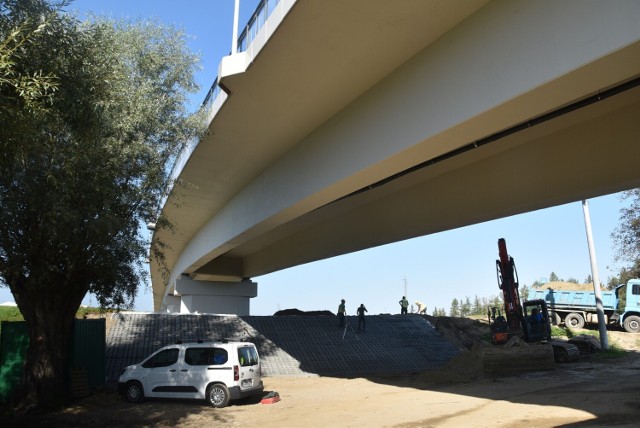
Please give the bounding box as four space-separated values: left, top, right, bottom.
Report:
496 238 524 337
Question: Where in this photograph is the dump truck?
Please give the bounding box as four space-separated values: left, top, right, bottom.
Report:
530 279 640 333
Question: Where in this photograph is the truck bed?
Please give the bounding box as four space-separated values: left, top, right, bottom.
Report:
531 289 617 311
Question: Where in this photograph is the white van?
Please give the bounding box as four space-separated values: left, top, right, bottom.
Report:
118 340 264 408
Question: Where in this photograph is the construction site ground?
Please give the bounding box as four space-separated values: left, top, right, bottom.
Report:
3 315 640 427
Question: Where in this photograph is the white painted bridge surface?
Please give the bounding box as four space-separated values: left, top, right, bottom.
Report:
152 0 640 312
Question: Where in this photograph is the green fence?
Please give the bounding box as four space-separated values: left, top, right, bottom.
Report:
0 321 29 403
0 318 105 403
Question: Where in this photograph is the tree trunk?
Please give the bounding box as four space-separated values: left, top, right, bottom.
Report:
12 281 86 411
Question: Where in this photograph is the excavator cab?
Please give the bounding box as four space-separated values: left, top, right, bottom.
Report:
522 299 551 342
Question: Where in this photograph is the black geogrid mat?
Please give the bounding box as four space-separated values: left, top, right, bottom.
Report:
105 313 459 385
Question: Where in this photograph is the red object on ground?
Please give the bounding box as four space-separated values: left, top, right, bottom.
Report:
261 392 281 404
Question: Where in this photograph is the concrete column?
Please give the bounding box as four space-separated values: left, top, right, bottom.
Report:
166 277 258 315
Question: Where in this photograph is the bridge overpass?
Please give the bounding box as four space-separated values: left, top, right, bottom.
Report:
151 0 640 313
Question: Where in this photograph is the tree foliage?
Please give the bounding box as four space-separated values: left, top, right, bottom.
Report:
0 0 60 111
616 259 640 288
613 189 640 264
0 0 205 410
432 307 446 317
449 298 459 317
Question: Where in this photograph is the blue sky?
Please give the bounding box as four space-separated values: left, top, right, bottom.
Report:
0 1 633 317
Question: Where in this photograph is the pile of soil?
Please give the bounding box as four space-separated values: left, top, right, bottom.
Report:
424 315 491 351
533 281 597 291
415 315 494 384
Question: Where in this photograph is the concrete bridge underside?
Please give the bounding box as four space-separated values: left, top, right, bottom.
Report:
152 0 640 312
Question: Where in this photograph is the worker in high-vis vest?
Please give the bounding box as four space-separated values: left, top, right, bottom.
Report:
399 296 409 314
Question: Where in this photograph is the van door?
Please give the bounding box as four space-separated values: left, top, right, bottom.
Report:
184 346 233 398
236 345 261 392
142 347 182 398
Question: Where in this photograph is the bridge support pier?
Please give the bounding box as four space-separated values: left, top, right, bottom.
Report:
163 276 257 315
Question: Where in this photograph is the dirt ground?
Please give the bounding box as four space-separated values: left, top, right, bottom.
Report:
3 319 640 427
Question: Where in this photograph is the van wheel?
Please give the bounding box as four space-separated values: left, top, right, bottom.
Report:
564 313 585 329
207 383 230 408
623 315 640 333
125 381 144 403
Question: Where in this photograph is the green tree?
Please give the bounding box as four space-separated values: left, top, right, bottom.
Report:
616 259 640 288
0 1 59 111
472 295 482 315
433 307 446 316
549 272 560 282
519 284 530 301
491 295 503 308
0 0 204 410
460 296 471 316
612 189 640 280
585 274 593 284
449 298 460 317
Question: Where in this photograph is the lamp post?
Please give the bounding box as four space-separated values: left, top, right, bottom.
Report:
232 0 240 54
582 199 609 349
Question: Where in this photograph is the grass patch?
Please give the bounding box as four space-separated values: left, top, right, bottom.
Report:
0 306 23 322
550 326 566 338
1 305 114 324
597 343 628 358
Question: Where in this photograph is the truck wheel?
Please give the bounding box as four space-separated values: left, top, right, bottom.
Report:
564 313 585 329
623 315 640 333
549 311 561 326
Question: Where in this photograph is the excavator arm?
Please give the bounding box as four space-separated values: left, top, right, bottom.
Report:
495 238 524 338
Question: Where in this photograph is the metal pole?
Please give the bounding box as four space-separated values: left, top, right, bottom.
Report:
582 200 609 349
232 0 240 54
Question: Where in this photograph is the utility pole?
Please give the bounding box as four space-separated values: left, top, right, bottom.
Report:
582 199 609 350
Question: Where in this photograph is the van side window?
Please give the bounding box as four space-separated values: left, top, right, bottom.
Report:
142 348 179 368
185 348 208 365
633 283 640 295
185 347 228 365
211 348 228 365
